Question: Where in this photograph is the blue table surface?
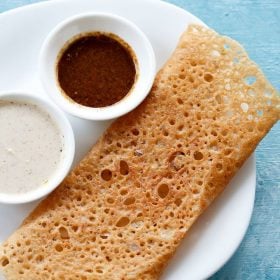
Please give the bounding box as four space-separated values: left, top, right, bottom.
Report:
0 0 279 279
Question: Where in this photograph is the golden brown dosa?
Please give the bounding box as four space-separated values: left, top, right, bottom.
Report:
0 25 279 280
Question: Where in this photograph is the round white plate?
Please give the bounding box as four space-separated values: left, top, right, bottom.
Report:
0 0 255 279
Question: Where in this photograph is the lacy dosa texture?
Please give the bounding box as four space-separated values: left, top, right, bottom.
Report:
0 25 279 280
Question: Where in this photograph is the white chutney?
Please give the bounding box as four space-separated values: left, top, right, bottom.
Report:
0 100 64 194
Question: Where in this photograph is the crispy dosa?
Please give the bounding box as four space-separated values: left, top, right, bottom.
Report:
0 25 279 280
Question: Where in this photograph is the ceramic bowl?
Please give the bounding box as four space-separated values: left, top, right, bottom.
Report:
39 13 156 120
0 92 75 204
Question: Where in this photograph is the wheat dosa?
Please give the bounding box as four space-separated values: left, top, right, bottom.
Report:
0 25 279 280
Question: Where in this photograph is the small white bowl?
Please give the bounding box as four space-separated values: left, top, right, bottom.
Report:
39 13 156 120
0 92 75 204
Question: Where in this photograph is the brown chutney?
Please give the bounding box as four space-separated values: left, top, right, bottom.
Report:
57 32 137 108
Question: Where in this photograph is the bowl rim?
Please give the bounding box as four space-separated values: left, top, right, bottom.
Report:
0 91 75 204
39 12 156 120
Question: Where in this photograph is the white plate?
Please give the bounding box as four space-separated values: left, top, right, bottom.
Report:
0 0 255 279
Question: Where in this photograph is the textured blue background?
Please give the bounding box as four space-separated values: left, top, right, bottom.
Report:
0 0 279 279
